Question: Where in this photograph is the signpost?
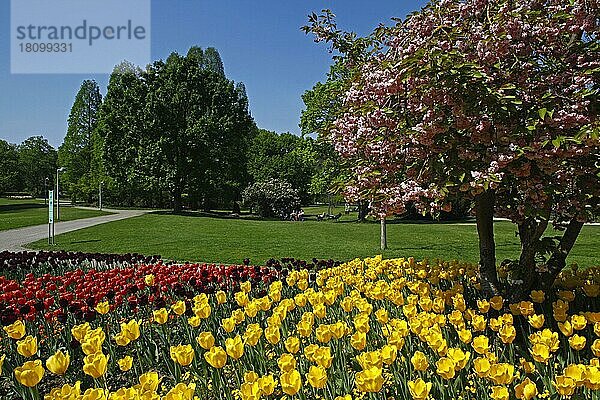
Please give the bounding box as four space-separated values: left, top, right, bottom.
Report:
48 190 54 245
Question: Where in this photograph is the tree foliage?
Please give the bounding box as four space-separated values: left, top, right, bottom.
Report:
247 130 317 203
99 48 255 210
18 136 57 197
305 0 599 298
0 140 20 195
59 80 103 203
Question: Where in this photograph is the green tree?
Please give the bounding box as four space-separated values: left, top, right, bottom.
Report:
59 80 103 203
0 139 20 195
247 130 317 203
18 136 57 197
100 48 254 211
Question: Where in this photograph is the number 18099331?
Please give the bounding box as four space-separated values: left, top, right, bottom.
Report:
19 42 72 52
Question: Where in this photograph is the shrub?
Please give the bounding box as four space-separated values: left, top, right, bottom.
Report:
242 179 300 219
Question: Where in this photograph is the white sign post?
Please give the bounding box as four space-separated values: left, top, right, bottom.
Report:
48 190 54 245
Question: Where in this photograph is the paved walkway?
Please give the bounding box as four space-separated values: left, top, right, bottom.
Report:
0 208 149 252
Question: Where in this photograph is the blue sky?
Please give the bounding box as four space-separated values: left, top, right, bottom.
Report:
0 0 426 148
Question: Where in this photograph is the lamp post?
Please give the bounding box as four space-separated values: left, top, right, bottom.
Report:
44 177 49 205
56 167 65 220
99 180 103 210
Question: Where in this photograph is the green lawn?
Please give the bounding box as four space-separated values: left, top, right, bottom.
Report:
28 212 600 267
0 198 113 231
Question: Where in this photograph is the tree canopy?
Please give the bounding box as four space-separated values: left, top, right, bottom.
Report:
305 0 599 298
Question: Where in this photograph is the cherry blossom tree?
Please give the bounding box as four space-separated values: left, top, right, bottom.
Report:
305 0 599 299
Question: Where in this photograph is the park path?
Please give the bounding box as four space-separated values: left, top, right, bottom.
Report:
0 207 149 252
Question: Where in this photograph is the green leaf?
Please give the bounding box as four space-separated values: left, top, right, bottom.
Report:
538 108 547 120
552 137 562 148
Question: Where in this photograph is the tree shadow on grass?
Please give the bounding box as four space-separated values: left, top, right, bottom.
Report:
0 203 46 213
150 210 265 221
68 239 101 244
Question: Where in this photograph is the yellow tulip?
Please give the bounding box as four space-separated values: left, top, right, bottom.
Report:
498 324 516 344
110 387 139 399
515 377 538 400
239 381 260 400
519 357 536 374
113 333 130 347
527 314 545 329
164 382 196 400
408 378 432 400
196 331 215 350
46 350 70 375
120 319 141 341
436 357 456 379
83 334 106 354
257 375 276 395
171 300 186 316
381 345 397 365
17 335 38 357
153 308 169 324
243 324 262 347
315 324 333 343
490 386 509 400
355 366 384 393
4 320 26 340
81 388 109 400
14 359 44 387
307 365 327 389
117 355 133 371
194 303 212 319
204 346 227 369
83 353 109 378
243 371 259 384
530 343 551 363
447 347 470 370
472 335 489 354
592 339 600 357
170 344 194 366
284 336 300 354
280 369 302 396
222 317 236 333
411 351 429 371
314 346 333 368
136 371 161 393
568 334 586 351
0 354 5 374
225 335 244 360
144 274 155 286
553 375 576 397
571 314 587 330
264 325 280 344
71 322 90 342
216 290 227 304
489 296 503 311
530 290 545 303
94 301 110 315
46 382 81 399
278 353 297 372
187 316 200 327
350 331 367 350
488 363 515 385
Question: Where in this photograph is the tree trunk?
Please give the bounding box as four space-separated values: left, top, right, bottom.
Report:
540 219 584 290
507 217 549 302
475 190 500 297
358 201 369 222
380 217 387 250
173 187 182 212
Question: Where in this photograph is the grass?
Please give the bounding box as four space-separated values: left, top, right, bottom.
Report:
0 198 113 231
28 210 600 267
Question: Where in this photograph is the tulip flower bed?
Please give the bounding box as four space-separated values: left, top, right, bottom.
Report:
0 251 163 281
0 256 599 400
